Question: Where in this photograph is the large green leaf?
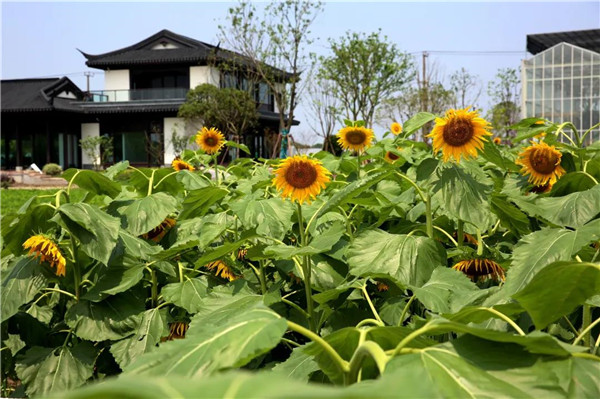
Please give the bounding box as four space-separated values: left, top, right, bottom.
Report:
490 194 531 236
65 291 145 341
124 307 287 377
16 342 96 397
346 229 445 287
173 213 231 250
230 197 295 241
399 112 436 139
1 204 55 254
179 187 228 220
161 277 209 314
54 203 120 265
62 169 122 198
532 184 600 228
264 221 345 259
550 171 597 196
175 169 211 190
271 345 320 381
500 223 600 299
1 257 48 322
82 259 146 302
120 192 179 236
513 261 600 329
411 267 488 314
480 140 520 171
110 308 168 369
434 164 493 230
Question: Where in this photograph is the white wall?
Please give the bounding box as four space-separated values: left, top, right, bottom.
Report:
81 123 100 167
189 66 219 88
104 69 130 101
163 117 185 165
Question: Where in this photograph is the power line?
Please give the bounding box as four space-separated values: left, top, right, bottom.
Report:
408 50 527 56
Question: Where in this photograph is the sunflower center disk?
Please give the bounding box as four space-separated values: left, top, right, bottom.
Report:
205 137 217 146
387 152 399 160
442 118 474 146
285 162 318 189
530 150 558 174
346 130 367 145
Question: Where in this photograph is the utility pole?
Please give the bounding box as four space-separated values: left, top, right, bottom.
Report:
84 71 94 93
421 51 429 142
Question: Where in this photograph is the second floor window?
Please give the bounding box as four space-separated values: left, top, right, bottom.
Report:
221 72 273 108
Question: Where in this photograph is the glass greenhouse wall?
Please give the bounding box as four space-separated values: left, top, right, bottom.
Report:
521 43 600 144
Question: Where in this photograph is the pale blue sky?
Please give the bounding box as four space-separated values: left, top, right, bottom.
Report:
2 1 599 139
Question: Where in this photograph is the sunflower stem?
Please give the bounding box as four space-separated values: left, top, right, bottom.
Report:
258 260 268 295
147 169 156 196
361 285 384 325
150 268 158 308
213 154 220 185
578 305 593 348
425 192 433 239
457 220 464 248
153 171 178 190
398 294 416 326
67 170 81 197
296 202 316 332
476 229 484 256
70 235 80 301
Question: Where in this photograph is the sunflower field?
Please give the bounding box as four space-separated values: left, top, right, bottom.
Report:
2 110 600 398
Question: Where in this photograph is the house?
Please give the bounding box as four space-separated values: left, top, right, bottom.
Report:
521 29 600 143
1 29 297 170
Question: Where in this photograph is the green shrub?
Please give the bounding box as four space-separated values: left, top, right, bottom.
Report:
42 163 62 176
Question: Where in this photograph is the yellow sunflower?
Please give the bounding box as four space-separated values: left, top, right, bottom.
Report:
142 218 176 242
390 122 403 136
272 155 330 204
452 258 505 282
172 158 195 171
493 137 501 145
426 107 492 163
516 142 565 186
205 260 238 281
195 127 225 154
23 235 66 277
384 149 402 164
336 126 375 152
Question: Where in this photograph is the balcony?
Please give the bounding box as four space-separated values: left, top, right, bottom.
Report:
85 88 188 102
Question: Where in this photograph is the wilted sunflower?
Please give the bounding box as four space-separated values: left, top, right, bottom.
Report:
142 218 176 242
426 107 492 163
272 155 330 204
452 258 505 282
516 142 565 186
23 235 66 277
162 322 189 342
195 127 225 154
336 126 375 152
384 150 402 164
529 182 553 194
205 260 238 281
390 122 403 136
237 248 248 260
172 158 195 171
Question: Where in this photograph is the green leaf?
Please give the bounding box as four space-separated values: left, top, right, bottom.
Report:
188 282 261 326
82 259 146 302
550 172 597 196
193 229 258 267
174 213 232 250
179 187 228 220
65 291 145 341
271 345 319 381
62 169 122 198
400 112 436 139
264 221 345 259
411 267 489 314
346 229 445 287
3 334 26 356
175 169 211 190
1 257 48 322
124 307 287 377
120 192 179 236
161 277 209 313
500 223 600 299
225 140 251 155
480 140 520 171
533 184 600 228
110 308 168 369
513 261 600 329
102 161 130 179
16 342 96 397
26 303 54 325
434 164 493 230
490 194 531 236
55 203 121 265
230 198 295 241
1 204 55 254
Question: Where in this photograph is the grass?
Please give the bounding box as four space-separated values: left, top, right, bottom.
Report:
0 188 86 217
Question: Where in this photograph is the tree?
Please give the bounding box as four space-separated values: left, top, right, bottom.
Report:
487 67 521 138
79 135 113 170
318 30 414 128
218 0 323 147
305 70 342 153
449 67 482 110
178 84 258 158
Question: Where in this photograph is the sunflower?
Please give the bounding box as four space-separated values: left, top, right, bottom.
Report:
162 322 189 342
493 137 501 145
452 258 505 282
195 127 225 154
529 182 553 194
384 150 401 164
272 155 330 204
376 282 389 292
23 235 66 277
237 247 248 260
172 158 195 171
516 142 565 186
336 126 375 152
390 122 403 136
205 260 238 281
426 107 492 163
142 218 176 242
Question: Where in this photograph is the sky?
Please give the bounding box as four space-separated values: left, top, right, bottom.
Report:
2 0 599 142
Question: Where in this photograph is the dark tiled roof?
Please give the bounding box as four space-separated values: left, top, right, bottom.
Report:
527 29 600 55
81 29 292 79
77 100 183 114
2 77 84 112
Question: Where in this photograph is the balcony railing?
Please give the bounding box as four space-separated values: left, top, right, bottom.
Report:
86 88 188 102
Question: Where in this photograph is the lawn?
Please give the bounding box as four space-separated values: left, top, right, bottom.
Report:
0 188 86 217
